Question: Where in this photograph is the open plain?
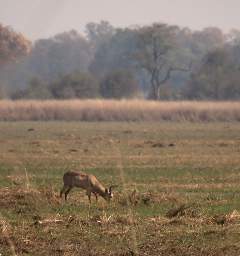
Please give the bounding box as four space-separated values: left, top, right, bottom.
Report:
1 121 240 255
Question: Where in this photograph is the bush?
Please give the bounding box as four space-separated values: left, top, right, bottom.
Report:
50 72 100 99
11 77 52 99
100 70 139 99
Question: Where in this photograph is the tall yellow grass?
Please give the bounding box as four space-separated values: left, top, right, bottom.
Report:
0 99 239 122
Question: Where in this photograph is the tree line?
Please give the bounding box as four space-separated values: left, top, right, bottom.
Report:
1 21 240 100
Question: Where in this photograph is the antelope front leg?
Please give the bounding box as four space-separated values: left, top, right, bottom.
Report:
64 187 72 201
94 192 98 202
86 190 92 204
60 185 69 199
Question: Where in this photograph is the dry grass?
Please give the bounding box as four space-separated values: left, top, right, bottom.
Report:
1 186 240 256
1 121 240 255
0 99 240 121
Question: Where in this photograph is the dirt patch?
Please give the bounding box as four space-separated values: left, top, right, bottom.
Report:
152 142 165 148
69 148 78 153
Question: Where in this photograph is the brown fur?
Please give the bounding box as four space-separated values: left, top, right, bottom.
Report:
60 171 114 202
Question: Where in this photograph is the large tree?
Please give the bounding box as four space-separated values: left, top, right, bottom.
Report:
0 24 31 67
26 30 92 82
134 23 191 100
186 47 240 100
0 24 31 98
1 30 93 92
89 28 137 78
85 20 115 50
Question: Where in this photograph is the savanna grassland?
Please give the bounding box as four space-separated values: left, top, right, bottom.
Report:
1 120 240 255
0 100 240 122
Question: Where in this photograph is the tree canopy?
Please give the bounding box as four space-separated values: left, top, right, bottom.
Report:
0 24 31 66
1 21 240 100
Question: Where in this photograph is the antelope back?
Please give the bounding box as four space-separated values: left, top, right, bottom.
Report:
63 171 89 188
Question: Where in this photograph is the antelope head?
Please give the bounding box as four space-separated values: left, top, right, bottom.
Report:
104 185 118 201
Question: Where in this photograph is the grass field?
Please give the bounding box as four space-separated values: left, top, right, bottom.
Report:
1 121 240 255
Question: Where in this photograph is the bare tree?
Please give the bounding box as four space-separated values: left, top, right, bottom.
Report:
135 23 190 100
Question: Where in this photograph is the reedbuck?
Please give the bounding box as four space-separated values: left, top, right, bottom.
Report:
60 171 116 203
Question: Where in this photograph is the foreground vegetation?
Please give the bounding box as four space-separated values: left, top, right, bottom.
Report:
0 100 240 122
1 121 240 255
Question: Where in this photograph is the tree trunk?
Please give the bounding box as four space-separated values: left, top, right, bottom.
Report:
156 86 161 100
149 80 159 100
149 71 161 100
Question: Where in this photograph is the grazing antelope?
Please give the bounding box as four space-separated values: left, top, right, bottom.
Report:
60 171 116 203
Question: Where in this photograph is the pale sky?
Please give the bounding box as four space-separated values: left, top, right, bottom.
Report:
0 0 239 40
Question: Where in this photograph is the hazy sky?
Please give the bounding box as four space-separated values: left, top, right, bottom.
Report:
0 0 239 40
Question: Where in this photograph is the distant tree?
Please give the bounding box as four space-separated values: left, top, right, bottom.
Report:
168 27 226 94
26 30 92 82
89 28 137 78
0 24 31 98
190 27 226 56
50 72 99 99
0 30 93 93
228 29 240 46
90 25 227 100
0 85 7 99
0 23 31 67
186 48 240 99
134 23 191 100
1 22 233 100
226 38 240 67
100 69 139 99
11 77 52 99
85 20 115 50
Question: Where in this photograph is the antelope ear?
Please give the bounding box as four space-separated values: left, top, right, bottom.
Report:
109 185 118 193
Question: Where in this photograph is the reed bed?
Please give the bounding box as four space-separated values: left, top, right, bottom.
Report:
0 99 240 122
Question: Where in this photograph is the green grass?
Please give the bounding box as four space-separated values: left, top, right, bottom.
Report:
1 121 240 255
